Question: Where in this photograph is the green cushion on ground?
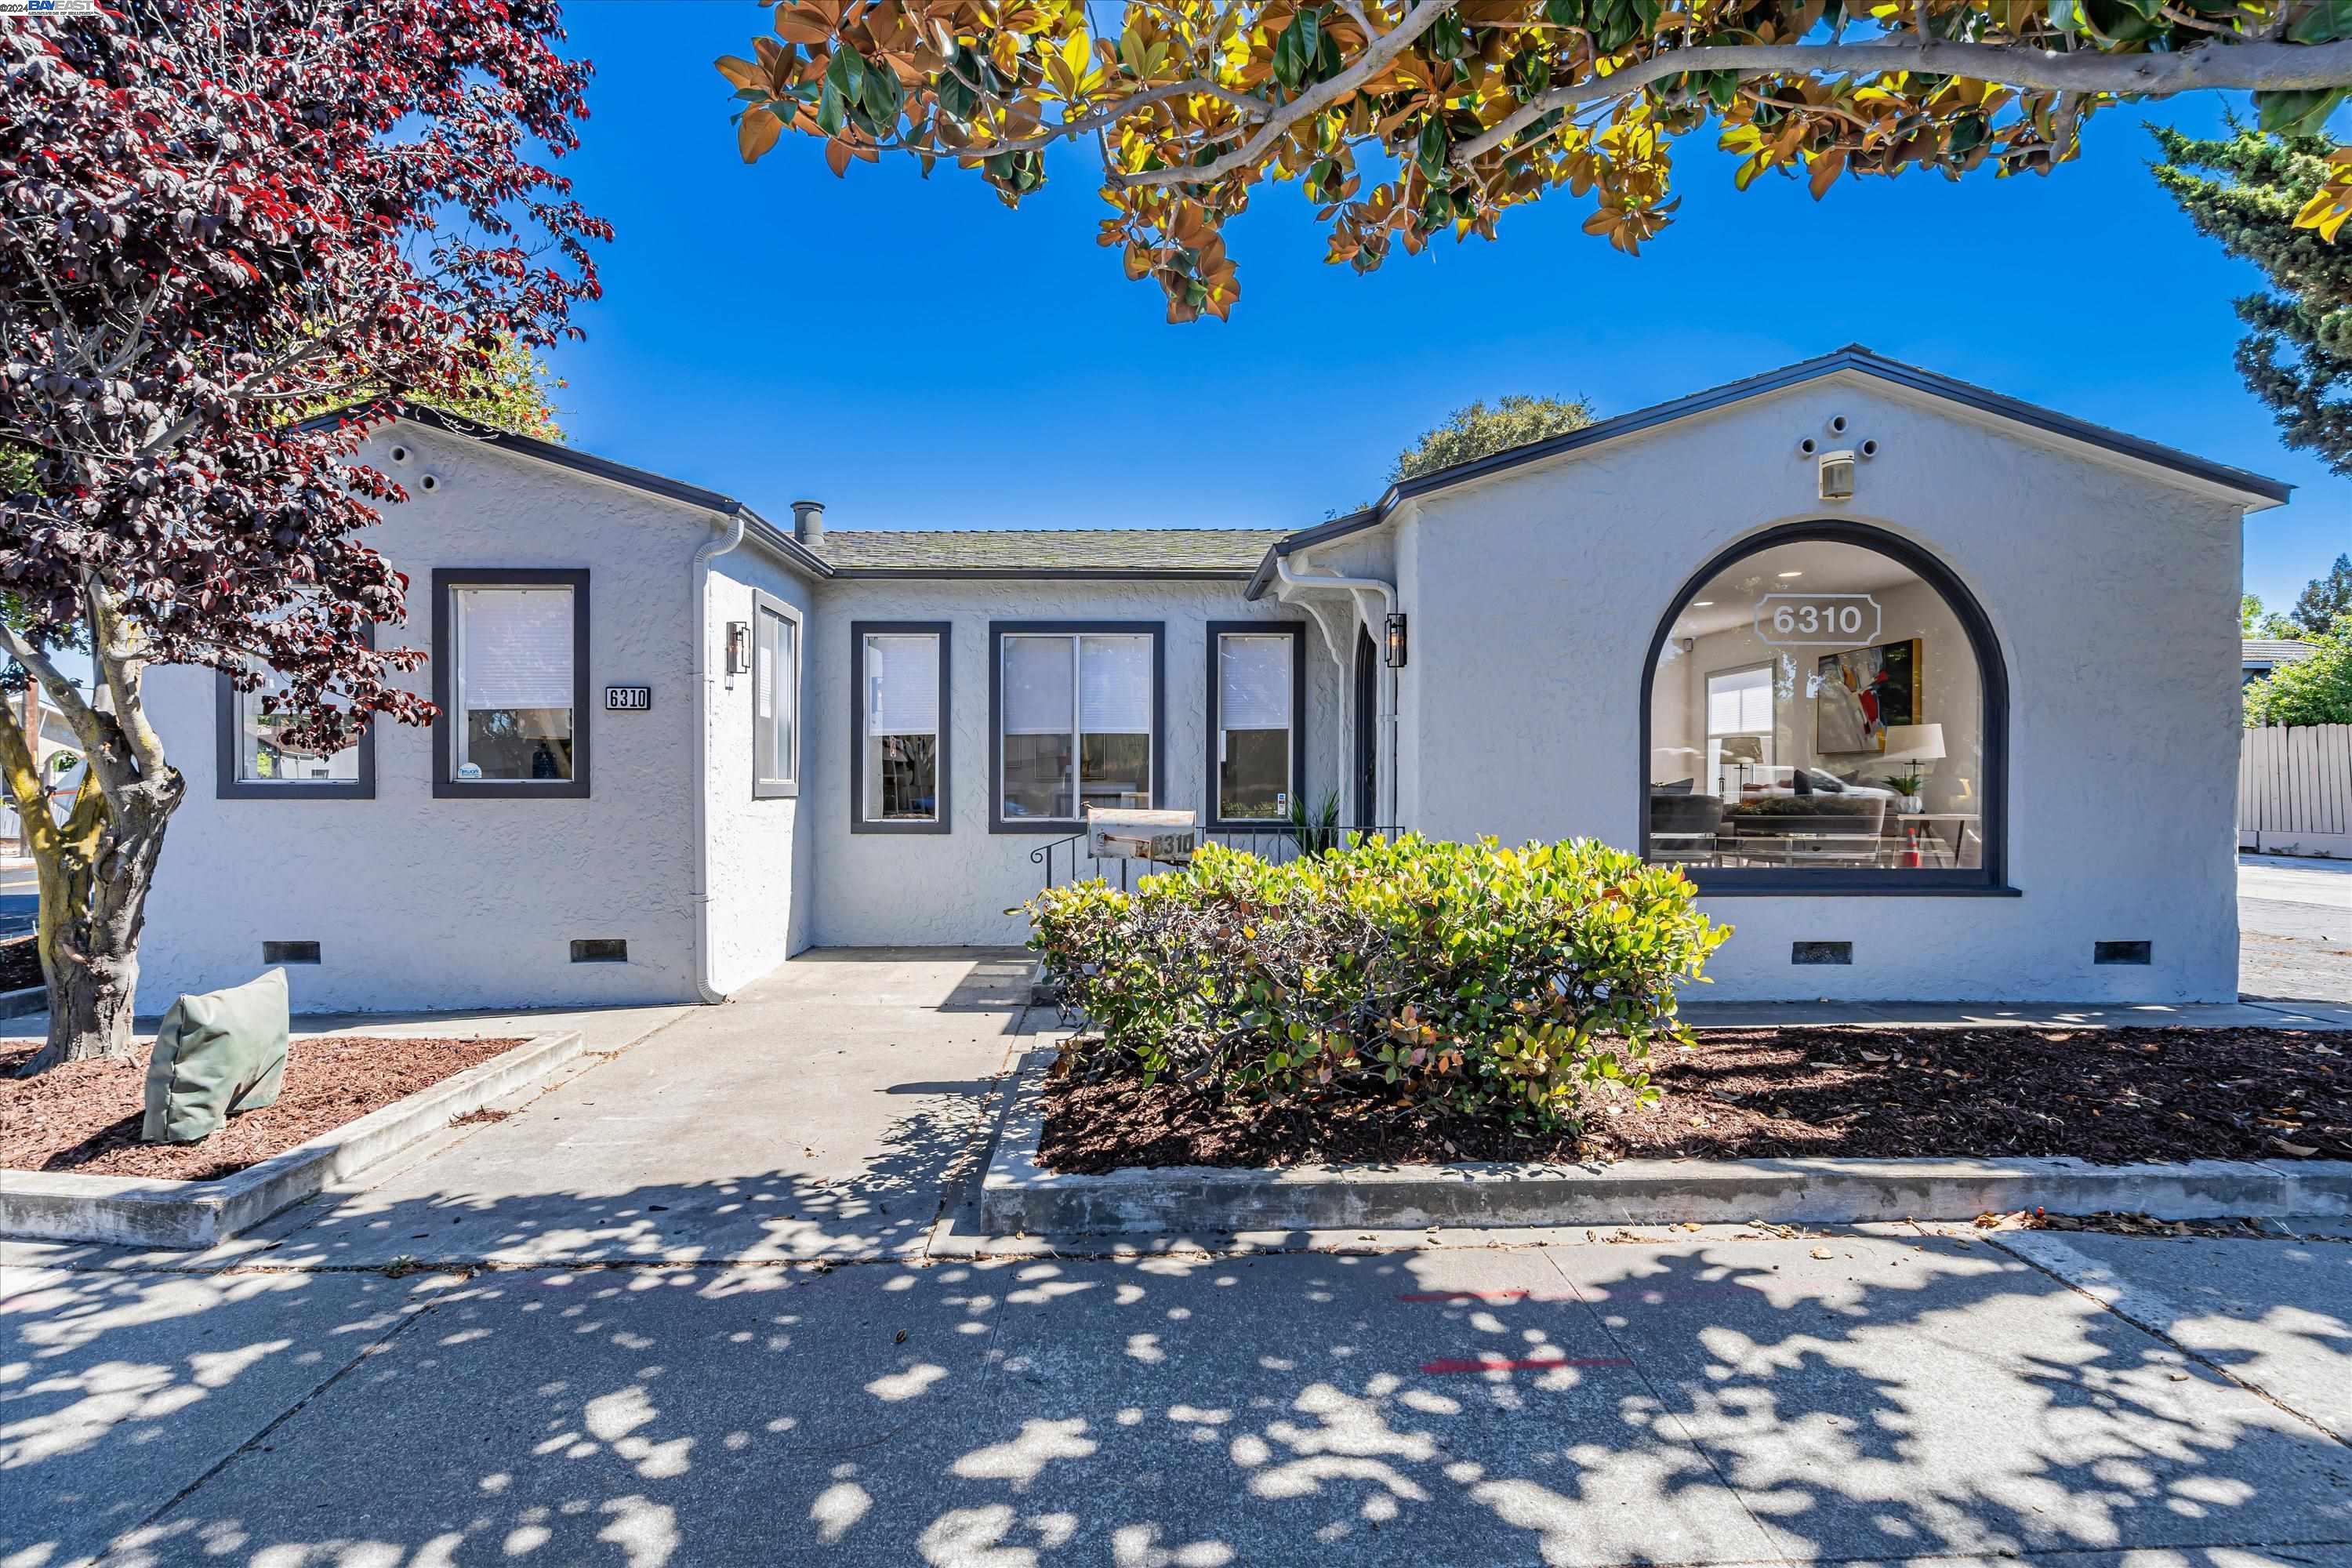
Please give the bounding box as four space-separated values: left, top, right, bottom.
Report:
141 967 291 1145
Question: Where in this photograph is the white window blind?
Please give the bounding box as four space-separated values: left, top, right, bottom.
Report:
1002 636 1073 735
866 635 938 735
1707 666 1772 734
458 589 573 710
1218 635 1290 731
1080 636 1151 734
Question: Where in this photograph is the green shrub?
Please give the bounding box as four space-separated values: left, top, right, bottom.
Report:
1728 795 1879 817
1019 834 1730 1131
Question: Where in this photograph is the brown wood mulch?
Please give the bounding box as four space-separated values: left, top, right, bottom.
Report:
1 1034 524 1181
1038 1025 2350 1174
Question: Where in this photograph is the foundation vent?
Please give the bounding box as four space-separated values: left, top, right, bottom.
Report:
570 938 628 964
2094 940 2152 966
1791 941 1853 966
263 941 321 965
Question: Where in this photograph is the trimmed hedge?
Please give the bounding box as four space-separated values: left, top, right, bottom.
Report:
1021 834 1730 1130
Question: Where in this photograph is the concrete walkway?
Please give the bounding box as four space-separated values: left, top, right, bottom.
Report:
5 949 2352 1565
5 1221 2347 1566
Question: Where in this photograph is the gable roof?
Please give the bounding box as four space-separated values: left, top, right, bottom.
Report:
307 404 833 580
1245 346 2293 599
311 406 1285 580
811 528 1287 579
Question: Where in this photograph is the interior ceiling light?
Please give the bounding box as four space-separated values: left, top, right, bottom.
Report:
1777 570 1804 579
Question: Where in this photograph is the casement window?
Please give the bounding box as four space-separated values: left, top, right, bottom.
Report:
432 568 591 800
1207 622 1305 826
991 622 1163 831
215 666 375 801
851 621 949 833
752 590 801 799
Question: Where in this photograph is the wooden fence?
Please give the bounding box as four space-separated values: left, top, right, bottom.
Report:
2241 723 2352 858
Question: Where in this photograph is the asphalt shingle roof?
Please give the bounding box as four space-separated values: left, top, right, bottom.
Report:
812 528 1289 576
2243 638 2318 664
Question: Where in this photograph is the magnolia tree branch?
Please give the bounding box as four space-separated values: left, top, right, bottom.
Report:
946 74 1272 160
1454 36 2352 166
1111 0 1459 189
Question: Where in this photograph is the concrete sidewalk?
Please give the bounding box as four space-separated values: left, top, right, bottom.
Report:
5 1222 2347 1566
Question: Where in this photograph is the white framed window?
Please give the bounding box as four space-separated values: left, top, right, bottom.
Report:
753 592 800 798
853 622 948 831
433 569 590 798
992 622 1160 829
1210 623 1302 824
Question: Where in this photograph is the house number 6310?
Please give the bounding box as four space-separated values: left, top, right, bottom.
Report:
1752 593 1881 648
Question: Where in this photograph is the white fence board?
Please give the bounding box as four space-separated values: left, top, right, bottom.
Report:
2241 723 2352 856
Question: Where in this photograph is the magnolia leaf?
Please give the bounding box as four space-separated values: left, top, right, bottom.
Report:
737 105 786 162
717 54 767 90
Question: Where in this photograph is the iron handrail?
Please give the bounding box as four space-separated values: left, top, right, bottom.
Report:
1032 822 1403 891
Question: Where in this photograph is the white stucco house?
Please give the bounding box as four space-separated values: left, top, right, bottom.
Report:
133 347 2290 1012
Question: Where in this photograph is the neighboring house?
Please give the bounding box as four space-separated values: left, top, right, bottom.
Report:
136 347 2290 1011
2243 637 2316 686
1 678 87 851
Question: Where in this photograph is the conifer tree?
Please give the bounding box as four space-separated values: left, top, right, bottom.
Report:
2154 125 2352 475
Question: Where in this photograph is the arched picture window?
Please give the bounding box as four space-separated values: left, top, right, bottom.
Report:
1642 524 2007 891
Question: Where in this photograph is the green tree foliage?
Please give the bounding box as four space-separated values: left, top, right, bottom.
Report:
2245 610 2352 725
2243 592 2307 638
2154 125 2352 475
405 339 569 442
2292 551 2352 630
1389 394 1595 484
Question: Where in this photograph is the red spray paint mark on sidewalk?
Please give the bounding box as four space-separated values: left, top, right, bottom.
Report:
1420 1355 1634 1374
1395 1289 1579 1305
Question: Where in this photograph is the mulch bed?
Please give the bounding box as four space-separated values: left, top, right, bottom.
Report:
2 1034 524 1181
0 935 41 993
1038 1025 2350 1174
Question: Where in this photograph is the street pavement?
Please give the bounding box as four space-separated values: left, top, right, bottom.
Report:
2238 851 2352 1004
4 938 2351 1566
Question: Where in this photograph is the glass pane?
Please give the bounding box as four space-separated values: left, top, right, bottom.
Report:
1079 635 1151 733
866 732 936 820
238 681 360 784
1080 731 1150 813
866 634 938 735
1219 634 1290 729
1649 539 1984 872
456 586 574 782
1003 732 1073 819
1002 636 1073 735
1221 728 1288 820
757 608 793 782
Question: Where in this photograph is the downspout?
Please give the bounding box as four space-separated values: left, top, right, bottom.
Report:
1272 555 1399 828
690 507 747 1004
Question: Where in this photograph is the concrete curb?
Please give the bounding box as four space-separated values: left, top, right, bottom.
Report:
1 1029 584 1249
978 1047 2352 1237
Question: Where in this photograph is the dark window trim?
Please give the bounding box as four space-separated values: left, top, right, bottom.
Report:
1639 520 2011 897
215 626 379 801
432 568 592 800
1204 620 1307 829
989 620 1167 835
751 589 802 800
851 620 952 835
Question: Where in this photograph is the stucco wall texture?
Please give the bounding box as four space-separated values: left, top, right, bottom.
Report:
804 579 1344 947
132 368 2258 1014
137 426 722 1013
1392 375 2248 1002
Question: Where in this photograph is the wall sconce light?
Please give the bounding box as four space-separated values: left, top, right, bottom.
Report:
1382 611 1408 669
724 620 752 680
1817 448 1856 501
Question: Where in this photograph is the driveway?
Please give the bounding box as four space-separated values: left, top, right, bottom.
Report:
2240 852 2352 1002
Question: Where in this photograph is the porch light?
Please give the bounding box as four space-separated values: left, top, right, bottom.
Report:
1382 611 1408 669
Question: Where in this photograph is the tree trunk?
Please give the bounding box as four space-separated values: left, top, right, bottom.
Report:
17 776 179 1075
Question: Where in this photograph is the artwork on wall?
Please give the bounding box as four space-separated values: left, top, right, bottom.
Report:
1814 638 1922 754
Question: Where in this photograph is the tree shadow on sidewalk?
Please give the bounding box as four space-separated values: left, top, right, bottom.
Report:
9 1174 2350 1566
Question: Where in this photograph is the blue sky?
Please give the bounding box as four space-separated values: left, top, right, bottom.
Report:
542 1 2345 615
